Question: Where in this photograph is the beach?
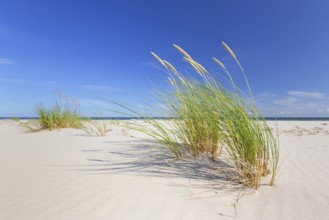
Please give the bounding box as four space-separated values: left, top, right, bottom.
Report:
1 120 329 220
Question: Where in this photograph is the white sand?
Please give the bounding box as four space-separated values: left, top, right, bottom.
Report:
1 120 329 219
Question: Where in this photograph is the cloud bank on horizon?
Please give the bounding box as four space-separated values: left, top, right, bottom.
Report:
257 90 329 117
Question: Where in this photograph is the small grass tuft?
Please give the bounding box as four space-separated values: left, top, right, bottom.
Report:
16 92 83 131
82 119 110 137
36 92 83 130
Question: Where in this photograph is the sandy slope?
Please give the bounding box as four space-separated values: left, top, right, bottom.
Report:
0 120 329 220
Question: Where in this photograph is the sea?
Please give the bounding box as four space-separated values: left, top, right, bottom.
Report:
1 117 329 121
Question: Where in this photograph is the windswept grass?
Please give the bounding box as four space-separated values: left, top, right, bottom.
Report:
16 92 83 131
12 118 40 132
111 42 279 189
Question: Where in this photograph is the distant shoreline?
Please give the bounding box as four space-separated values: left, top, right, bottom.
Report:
2 117 329 121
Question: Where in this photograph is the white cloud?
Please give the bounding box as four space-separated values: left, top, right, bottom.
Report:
79 84 117 92
256 90 329 117
0 77 54 86
255 91 276 102
0 58 13 65
78 98 109 107
287 91 325 100
260 91 276 97
276 110 291 116
273 97 299 106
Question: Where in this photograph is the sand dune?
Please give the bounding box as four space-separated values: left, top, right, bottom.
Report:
1 120 329 219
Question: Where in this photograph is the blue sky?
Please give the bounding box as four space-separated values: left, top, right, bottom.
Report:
1 0 329 117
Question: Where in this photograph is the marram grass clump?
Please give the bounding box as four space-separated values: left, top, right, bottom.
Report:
17 93 83 131
113 42 279 189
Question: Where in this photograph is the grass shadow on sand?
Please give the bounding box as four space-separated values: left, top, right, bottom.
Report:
73 139 247 196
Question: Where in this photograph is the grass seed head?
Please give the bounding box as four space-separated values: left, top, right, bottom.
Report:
222 42 237 59
173 44 192 59
151 52 167 69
